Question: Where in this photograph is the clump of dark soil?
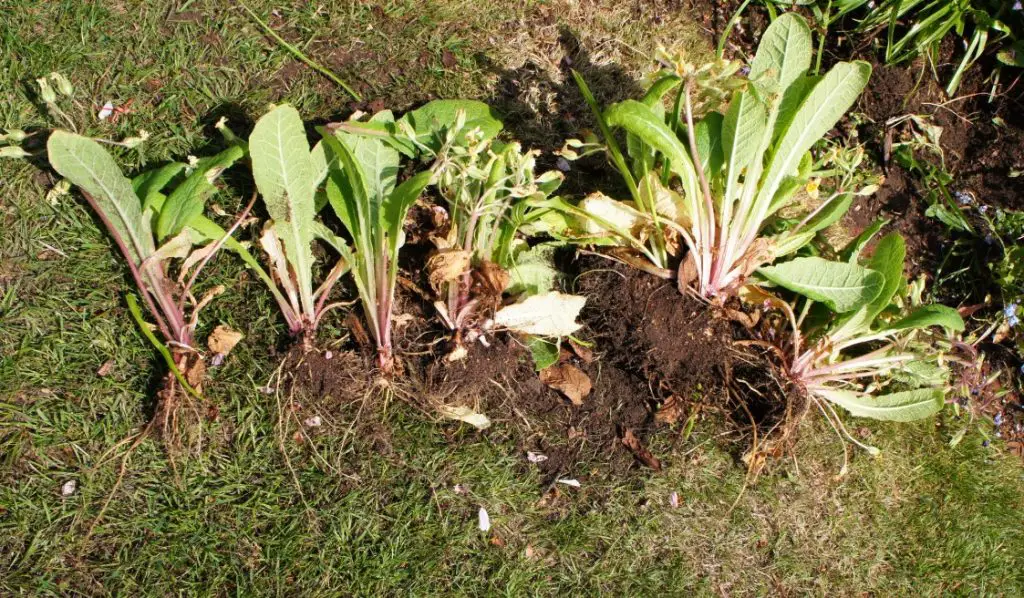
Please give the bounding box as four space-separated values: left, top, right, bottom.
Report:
281 346 372 410
571 254 732 397
409 251 740 481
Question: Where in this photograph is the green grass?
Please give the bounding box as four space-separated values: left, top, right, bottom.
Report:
2 0 1023 595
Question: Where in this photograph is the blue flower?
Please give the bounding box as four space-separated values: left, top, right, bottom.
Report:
954 191 972 205
1005 303 1020 327
995 412 1004 426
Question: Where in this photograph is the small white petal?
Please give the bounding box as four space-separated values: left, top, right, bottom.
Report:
527 451 548 463
97 102 114 120
303 415 322 428
556 478 581 488
478 507 491 532
61 480 77 496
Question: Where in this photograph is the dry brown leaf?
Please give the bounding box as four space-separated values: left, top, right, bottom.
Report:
621 428 662 471
345 312 371 348
677 253 698 293
567 338 594 363
96 359 115 377
207 325 244 356
427 249 471 294
654 395 685 425
539 363 591 406
723 308 759 328
474 260 510 297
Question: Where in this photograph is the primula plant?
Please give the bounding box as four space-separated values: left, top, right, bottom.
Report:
47 130 249 432
316 110 433 372
334 101 585 362
248 104 352 351
421 124 568 356
562 13 871 301
752 232 964 454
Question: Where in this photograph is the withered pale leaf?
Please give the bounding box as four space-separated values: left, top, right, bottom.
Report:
207 324 244 356
427 248 471 294
493 292 585 337
539 363 591 406
438 404 491 430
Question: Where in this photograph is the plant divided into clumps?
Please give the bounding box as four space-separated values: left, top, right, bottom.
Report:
10 9 1010 475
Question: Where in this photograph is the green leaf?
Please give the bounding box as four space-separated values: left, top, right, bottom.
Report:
604 100 699 205
750 12 813 91
604 101 692 176
773 230 815 258
773 74 819 140
47 130 153 262
526 335 560 371
401 99 503 150
133 162 185 211
886 304 965 332
640 76 681 108
157 145 244 240
339 131 400 221
759 61 871 209
507 243 561 296
250 104 318 313
385 170 431 258
841 218 888 262
817 388 944 422
722 90 768 196
864 232 906 316
802 193 854 234
758 256 884 312
694 112 724 177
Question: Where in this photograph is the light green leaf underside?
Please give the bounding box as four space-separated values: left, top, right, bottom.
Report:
250 104 318 311
816 388 945 422
751 12 813 91
47 130 153 262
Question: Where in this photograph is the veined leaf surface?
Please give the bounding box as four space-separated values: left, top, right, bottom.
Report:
250 105 318 313
48 130 153 262
816 388 944 422
759 61 871 208
750 12 813 91
758 256 884 313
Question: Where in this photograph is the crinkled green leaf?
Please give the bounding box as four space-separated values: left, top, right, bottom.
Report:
157 144 244 240
507 243 561 296
758 256 884 312
886 304 964 332
816 388 944 422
